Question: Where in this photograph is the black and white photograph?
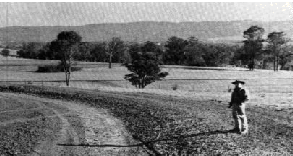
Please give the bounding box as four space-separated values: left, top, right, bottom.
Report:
0 2 293 155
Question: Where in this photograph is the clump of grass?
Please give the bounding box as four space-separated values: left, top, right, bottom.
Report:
0 117 61 155
172 84 179 90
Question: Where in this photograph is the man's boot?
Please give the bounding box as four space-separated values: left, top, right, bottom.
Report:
233 115 241 133
239 115 248 134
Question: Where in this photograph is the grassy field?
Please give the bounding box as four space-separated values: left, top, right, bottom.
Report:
0 58 293 109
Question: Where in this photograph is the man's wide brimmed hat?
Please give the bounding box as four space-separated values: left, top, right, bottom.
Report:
231 80 245 84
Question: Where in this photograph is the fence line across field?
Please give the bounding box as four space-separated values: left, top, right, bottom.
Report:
0 78 292 94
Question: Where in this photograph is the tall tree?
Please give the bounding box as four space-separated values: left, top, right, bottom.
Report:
230 45 245 66
278 45 293 70
202 43 233 67
75 42 94 61
107 37 125 68
125 42 142 65
141 41 158 52
267 31 288 71
164 36 188 65
243 26 265 70
141 41 163 62
90 42 107 62
121 45 131 65
51 31 82 86
38 43 51 60
184 37 206 66
128 42 142 54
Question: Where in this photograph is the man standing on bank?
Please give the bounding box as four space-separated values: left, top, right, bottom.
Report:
228 80 250 134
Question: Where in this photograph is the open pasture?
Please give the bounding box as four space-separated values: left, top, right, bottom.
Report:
88 67 293 109
1 58 293 109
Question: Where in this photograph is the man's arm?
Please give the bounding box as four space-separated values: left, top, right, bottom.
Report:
242 88 250 103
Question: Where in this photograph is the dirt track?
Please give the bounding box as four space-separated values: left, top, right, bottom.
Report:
0 93 136 156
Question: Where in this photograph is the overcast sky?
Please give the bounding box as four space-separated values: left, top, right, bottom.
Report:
0 2 292 27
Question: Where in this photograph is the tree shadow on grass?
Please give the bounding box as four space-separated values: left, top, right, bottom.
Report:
57 129 237 148
57 129 238 156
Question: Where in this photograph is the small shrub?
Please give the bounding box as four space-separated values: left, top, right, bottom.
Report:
1 49 10 57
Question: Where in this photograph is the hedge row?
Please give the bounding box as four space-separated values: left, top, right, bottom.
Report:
36 65 82 72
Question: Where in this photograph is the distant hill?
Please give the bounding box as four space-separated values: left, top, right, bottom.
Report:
0 20 292 43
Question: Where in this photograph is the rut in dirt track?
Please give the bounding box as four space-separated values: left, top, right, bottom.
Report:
1 93 138 156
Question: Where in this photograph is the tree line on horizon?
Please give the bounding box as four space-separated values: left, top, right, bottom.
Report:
13 36 239 67
5 25 292 71
1 25 291 88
